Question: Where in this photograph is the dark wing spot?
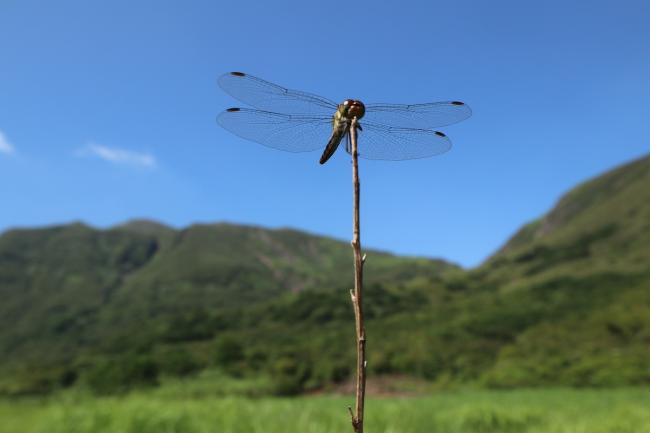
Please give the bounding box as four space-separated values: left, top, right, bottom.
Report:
435 131 446 137
451 101 464 105
226 107 241 112
230 72 246 77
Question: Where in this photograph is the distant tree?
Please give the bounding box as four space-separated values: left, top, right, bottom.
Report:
214 336 244 368
160 348 201 377
84 354 159 394
269 355 311 395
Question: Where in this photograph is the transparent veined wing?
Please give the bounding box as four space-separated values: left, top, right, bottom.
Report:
351 122 452 161
218 72 338 117
217 108 333 153
364 101 472 129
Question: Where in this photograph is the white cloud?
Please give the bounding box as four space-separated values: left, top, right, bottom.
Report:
0 130 15 155
80 143 156 168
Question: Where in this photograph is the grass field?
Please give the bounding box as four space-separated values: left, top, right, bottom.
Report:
1 388 649 433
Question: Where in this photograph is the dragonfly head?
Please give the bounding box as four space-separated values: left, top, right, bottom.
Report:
340 99 365 120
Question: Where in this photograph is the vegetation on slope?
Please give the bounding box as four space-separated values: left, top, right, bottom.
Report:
0 155 648 395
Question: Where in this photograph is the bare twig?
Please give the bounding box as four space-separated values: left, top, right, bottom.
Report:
348 117 366 433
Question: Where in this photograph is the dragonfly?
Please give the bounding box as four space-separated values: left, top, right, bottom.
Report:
217 72 471 164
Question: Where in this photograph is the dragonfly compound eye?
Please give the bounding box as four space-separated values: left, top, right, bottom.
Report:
348 100 365 119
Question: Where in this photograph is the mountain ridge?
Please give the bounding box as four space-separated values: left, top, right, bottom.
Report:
0 153 648 395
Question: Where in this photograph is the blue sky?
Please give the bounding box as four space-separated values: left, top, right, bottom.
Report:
1 0 648 267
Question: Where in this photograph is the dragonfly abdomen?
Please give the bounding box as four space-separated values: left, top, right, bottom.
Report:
319 117 349 165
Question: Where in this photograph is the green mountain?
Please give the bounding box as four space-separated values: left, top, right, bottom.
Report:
472 154 650 386
0 220 453 394
0 155 648 395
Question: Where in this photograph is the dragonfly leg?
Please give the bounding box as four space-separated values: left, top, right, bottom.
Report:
345 132 351 153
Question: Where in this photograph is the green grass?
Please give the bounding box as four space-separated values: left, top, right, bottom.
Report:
1 388 649 433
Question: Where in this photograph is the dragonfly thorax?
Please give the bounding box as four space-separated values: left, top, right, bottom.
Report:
339 99 365 120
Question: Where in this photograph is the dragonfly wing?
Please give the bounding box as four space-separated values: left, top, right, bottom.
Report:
218 72 338 116
350 122 452 161
217 108 333 153
364 101 472 129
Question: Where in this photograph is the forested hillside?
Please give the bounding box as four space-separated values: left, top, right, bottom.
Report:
1 155 648 395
